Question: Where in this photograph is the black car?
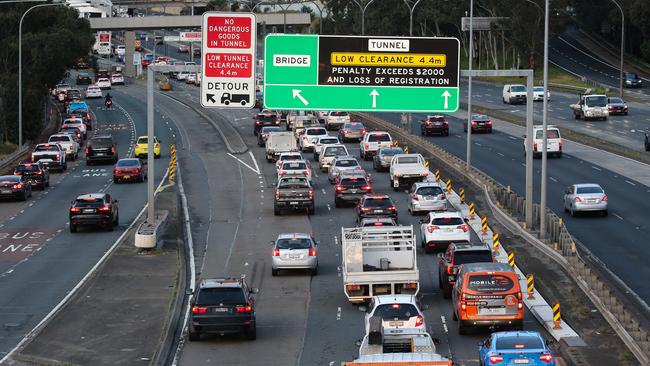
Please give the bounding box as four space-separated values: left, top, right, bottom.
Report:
438 242 493 298
14 162 49 189
464 114 493 133
253 112 280 135
335 173 372 207
645 128 650 151
356 194 397 223
189 276 258 341
95 70 111 81
76 73 92 85
66 89 82 101
0 175 32 201
624 72 642 88
420 115 449 136
86 135 118 165
257 126 282 147
69 193 118 232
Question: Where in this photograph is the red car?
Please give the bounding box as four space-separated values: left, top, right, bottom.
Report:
113 158 146 183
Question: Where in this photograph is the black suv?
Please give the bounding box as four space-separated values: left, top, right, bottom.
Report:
69 193 119 232
438 242 493 298
356 194 397 224
189 276 258 341
334 173 372 207
86 135 118 165
14 162 50 189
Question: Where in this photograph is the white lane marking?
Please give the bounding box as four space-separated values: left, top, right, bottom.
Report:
321 188 326 195
248 151 261 174
625 180 636 186
558 116 567 120
334 235 339 245
592 166 602 171
497 152 505 157
336 307 341 320
549 176 558 183
227 153 260 175
441 315 448 333
327 204 331 211
612 213 624 220
508 136 517 140
474 142 482 146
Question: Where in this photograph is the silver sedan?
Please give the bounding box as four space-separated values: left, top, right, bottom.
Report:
563 183 608 217
271 233 319 276
328 156 361 183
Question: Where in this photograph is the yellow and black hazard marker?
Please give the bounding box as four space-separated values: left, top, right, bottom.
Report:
481 215 488 234
507 250 515 268
459 188 465 203
424 160 429 168
169 144 177 183
403 146 409 154
553 301 562 329
527 274 536 299
392 140 399 147
469 202 475 219
445 178 452 192
434 169 441 182
492 232 500 254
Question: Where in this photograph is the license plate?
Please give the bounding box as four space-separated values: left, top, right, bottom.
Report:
212 308 229 313
479 307 506 315
288 254 301 259
425 196 435 200
289 201 299 205
374 210 383 213
514 359 530 364
97 153 105 156
123 175 130 179
586 199 597 203
444 228 454 232
83 208 95 213
388 321 404 327
434 122 442 125
0 189 11 194
349 189 358 193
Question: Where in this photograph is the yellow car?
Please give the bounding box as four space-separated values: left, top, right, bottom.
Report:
134 136 161 159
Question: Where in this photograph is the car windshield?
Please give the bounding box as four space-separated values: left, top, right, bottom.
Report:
533 87 544 92
625 73 638 80
261 127 281 133
34 145 59 152
89 138 113 148
608 97 624 104
257 115 276 123
64 120 82 126
396 156 419 164
495 335 544 350
368 134 390 142
336 159 358 167
341 177 367 187
279 178 309 188
373 303 418 320
535 129 560 139
325 147 347 156
576 186 604 194
432 216 463 225
585 96 607 107
276 238 312 250
137 137 156 144
363 198 392 208
380 148 403 156
467 274 515 293
306 129 327 135
282 162 307 170
117 160 139 167
416 186 443 196
16 165 40 173
49 136 70 142
510 85 526 92
473 115 490 121
454 250 493 265
196 288 245 305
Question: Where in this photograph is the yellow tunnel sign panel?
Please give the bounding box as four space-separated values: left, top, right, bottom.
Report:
331 52 446 67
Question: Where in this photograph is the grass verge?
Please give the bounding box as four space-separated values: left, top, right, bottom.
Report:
0 142 18 160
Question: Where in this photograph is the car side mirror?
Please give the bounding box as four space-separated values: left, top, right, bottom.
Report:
70 200 75 204
250 288 259 294
269 241 275 246
545 339 555 346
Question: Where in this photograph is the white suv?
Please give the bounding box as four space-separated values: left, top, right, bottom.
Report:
420 211 470 253
525 125 563 158
300 127 328 152
48 134 79 160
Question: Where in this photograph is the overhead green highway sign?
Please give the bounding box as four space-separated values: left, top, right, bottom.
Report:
263 34 460 112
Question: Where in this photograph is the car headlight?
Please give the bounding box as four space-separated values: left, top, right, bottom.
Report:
585 111 593 116
626 80 632 84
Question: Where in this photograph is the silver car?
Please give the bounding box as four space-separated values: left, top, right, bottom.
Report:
408 182 447 214
313 136 340 160
373 147 404 172
271 233 319 276
319 144 349 172
328 156 361 183
338 121 366 142
563 183 608 216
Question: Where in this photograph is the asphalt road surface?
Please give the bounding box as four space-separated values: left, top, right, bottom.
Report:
0 72 178 358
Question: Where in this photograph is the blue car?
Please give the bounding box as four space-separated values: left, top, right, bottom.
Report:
479 331 555 365
68 101 89 113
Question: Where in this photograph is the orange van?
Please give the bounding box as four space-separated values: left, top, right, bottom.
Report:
452 262 523 334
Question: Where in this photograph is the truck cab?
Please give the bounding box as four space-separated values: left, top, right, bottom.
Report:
570 94 609 121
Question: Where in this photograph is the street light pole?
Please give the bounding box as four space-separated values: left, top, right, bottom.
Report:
611 0 624 98
466 0 474 170
351 0 375 36
19 2 62 148
540 0 549 238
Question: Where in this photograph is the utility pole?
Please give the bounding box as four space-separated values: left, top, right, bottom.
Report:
611 0 625 98
540 0 550 238
466 0 474 170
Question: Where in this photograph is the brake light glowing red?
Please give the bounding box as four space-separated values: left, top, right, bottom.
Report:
415 315 424 327
111 146 116 153
471 121 477 126
427 225 439 233
539 354 553 363
364 143 369 149
272 248 280 256
235 305 252 313
373 222 384 226
444 120 449 125
275 190 280 200
308 247 317 256
346 284 361 291
601 195 608 201
361 207 372 212
98 205 111 213
489 355 503 364
70 207 81 214
12 183 22 190
457 224 469 232
362 185 372 191
388 206 396 211
86 146 90 154
447 266 454 275
308 188 314 199
574 196 582 202
404 282 417 289
191 306 207 314
335 185 346 192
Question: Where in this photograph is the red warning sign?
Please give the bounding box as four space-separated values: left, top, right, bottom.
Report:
205 53 253 78
206 16 252 49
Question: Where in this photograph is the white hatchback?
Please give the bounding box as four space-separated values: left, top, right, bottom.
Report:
420 211 470 253
408 181 447 214
96 78 111 89
85 86 103 99
313 136 340 160
364 295 425 336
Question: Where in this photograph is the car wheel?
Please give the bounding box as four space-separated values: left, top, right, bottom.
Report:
274 207 281 216
63 163 67 171
113 177 119 183
443 130 449 136
438 272 443 289
308 205 315 215
45 179 50 188
188 330 201 342
311 267 318 276
645 140 650 151
272 268 278 276
21 192 28 201
452 311 457 321
244 327 256 340
70 224 77 233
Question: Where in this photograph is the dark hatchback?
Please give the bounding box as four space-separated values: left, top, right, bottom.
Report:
189 277 258 341
0 175 32 201
464 114 493 133
76 73 92 85
334 174 372 207
69 193 118 232
356 195 397 223
420 115 449 136
14 162 49 189
253 113 280 135
86 135 118 165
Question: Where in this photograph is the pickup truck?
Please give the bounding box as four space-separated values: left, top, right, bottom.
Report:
360 131 393 160
570 94 609 121
48 134 79 160
31 143 67 171
266 132 298 162
341 225 419 304
286 110 316 131
389 154 429 191
274 176 315 215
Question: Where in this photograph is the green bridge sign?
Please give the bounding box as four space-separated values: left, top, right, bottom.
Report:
263 35 460 112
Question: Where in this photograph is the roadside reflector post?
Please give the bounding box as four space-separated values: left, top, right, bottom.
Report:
392 140 399 147
404 146 409 154
527 274 535 299
469 202 475 219
446 178 452 192
424 160 429 168
459 188 465 203
481 215 488 235
553 301 562 329
507 250 515 268
434 169 441 182
492 232 500 255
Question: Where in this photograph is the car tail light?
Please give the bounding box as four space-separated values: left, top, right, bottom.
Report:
601 195 608 201
388 205 396 211
70 207 81 214
31 155 35 162
444 120 449 125
279 171 286 176
574 196 582 202
410 194 419 201
447 265 454 275
343 129 350 134
98 205 111 213
457 224 469 232
114 169 119 175
415 315 424 327
361 129 366 134
425 121 432 125
12 183 22 190
361 207 372 212
489 355 503 364
335 185 346 192
191 306 207 314
272 248 280 256
275 190 280 200
308 247 317 256
539 354 553 363
255 120 261 124
34 171 42 175
85 146 90 154
13 171 20 175
362 185 372 191
55 153 60 160
235 305 252 313
518 302 524 309
471 121 477 126
111 146 116 153
533 142 538 151
262 133 267 138
346 284 361 291
427 225 439 233
404 282 417 289
486 120 492 125
308 188 314 199
364 143 369 149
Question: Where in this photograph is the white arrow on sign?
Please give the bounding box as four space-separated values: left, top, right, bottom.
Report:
292 89 309 106
442 90 451 109
370 89 379 108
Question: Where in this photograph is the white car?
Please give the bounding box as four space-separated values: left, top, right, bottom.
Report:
48 133 79 160
420 211 470 253
300 127 328 152
313 136 340 160
62 118 87 137
360 131 393 161
275 152 303 170
186 73 197 84
85 85 102 99
327 156 361 183
176 71 190 81
502 84 527 104
364 295 425 335
318 144 349 172
277 159 312 182
532 86 550 101
110 73 125 85
525 125 562 158
96 78 111 89
325 111 351 130
408 181 447 214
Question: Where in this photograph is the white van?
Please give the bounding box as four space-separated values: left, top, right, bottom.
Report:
525 125 563 158
502 84 527 104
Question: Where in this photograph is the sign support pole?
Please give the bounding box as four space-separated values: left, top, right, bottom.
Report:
147 66 155 224
466 0 474 170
